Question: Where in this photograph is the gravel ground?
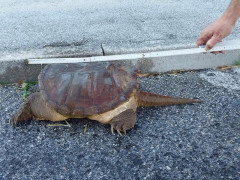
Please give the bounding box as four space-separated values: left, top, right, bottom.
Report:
0 68 240 179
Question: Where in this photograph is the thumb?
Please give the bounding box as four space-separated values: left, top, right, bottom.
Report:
205 33 223 51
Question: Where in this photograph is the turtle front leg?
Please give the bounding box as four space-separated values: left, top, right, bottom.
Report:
10 92 69 125
110 109 136 135
10 93 35 125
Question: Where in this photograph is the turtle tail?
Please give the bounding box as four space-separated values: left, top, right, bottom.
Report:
136 91 202 107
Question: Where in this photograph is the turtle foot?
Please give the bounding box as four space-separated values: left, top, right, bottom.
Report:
110 109 136 135
10 100 32 126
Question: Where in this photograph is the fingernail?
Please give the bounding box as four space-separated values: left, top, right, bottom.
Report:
205 46 211 51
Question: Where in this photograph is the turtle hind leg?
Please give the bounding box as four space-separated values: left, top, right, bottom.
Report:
110 109 136 135
10 94 34 125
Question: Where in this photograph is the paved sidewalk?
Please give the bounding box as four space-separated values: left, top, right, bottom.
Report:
0 0 238 55
1 68 240 179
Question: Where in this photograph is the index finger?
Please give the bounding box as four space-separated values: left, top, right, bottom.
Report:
196 33 212 47
205 33 223 50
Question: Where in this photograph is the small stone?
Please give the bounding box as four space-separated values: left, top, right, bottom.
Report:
207 72 216 76
166 166 171 170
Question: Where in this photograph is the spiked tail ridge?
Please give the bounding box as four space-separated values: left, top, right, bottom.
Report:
136 91 202 107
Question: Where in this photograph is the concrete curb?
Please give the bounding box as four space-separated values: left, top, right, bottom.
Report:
1 43 240 83
0 44 103 83
132 49 240 73
103 41 240 73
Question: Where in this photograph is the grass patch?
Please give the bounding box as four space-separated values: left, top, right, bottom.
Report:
20 81 38 99
0 82 10 85
234 59 240 66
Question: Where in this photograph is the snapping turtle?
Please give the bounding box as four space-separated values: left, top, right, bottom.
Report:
10 62 201 134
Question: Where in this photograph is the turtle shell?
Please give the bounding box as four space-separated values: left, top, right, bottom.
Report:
38 62 138 116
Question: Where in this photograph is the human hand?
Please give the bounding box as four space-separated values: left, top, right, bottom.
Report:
196 16 236 52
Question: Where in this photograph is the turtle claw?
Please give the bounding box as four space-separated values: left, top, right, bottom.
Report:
111 124 115 135
110 125 124 136
109 109 137 135
117 130 122 136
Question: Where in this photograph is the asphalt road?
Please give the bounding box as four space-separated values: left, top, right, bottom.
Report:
1 0 240 57
1 68 240 179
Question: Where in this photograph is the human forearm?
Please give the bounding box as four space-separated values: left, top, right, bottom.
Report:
222 0 240 25
196 0 240 50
